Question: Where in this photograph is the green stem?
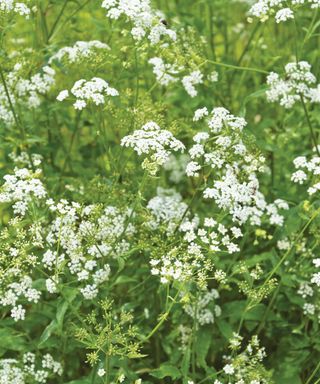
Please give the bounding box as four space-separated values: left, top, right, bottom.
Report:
143 290 180 342
201 59 269 75
306 359 320 384
48 0 69 41
300 95 319 156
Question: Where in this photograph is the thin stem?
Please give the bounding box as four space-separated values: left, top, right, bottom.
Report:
300 95 319 156
51 0 91 40
306 360 320 384
0 65 24 138
48 0 69 41
201 59 269 75
143 290 180 342
0 64 35 169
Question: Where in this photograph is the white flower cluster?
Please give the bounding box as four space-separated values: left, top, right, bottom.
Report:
148 58 207 98
57 77 119 110
291 155 320 194
121 121 185 168
218 335 268 384
298 271 320 321
44 200 135 299
311 258 320 287
187 107 288 225
266 61 320 108
148 57 180 86
8 151 42 168
183 289 221 326
0 167 47 216
249 0 320 23
0 0 31 18
150 247 194 284
0 64 55 126
49 40 109 64
0 276 40 321
184 217 243 254
147 188 197 235
0 353 62 384
182 70 204 97
101 0 176 44
150 216 244 284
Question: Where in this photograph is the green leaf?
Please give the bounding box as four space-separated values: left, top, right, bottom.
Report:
151 364 181 380
216 319 234 340
196 330 211 368
0 328 26 354
38 320 57 347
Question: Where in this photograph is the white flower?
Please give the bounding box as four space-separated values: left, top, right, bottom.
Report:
49 40 109 64
56 90 69 101
275 8 294 23
11 304 26 321
249 0 317 22
121 121 185 167
101 0 176 44
97 368 106 377
59 77 118 110
186 161 201 177
193 107 209 121
0 167 47 217
266 61 320 108
311 272 320 286
149 57 180 86
223 363 235 375
0 0 31 18
182 70 203 97
73 99 87 110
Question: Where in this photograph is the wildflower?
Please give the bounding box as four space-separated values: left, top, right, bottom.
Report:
121 121 185 169
275 8 294 23
0 167 47 217
101 0 176 44
148 57 180 86
58 77 119 110
223 364 235 375
97 368 106 377
266 61 320 108
249 0 320 23
49 40 109 64
0 0 31 18
188 107 288 225
182 70 203 97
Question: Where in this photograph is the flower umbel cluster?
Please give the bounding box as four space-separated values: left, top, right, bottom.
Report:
0 167 46 216
57 77 119 110
147 188 197 235
0 0 31 18
49 40 109 64
249 0 320 23
291 155 320 194
217 335 271 384
101 0 176 44
1 276 40 321
0 353 62 384
0 64 55 126
266 61 320 108
44 200 135 299
121 121 185 173
187 107 288 225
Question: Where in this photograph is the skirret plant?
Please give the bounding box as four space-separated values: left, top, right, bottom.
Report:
0 0 320 383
